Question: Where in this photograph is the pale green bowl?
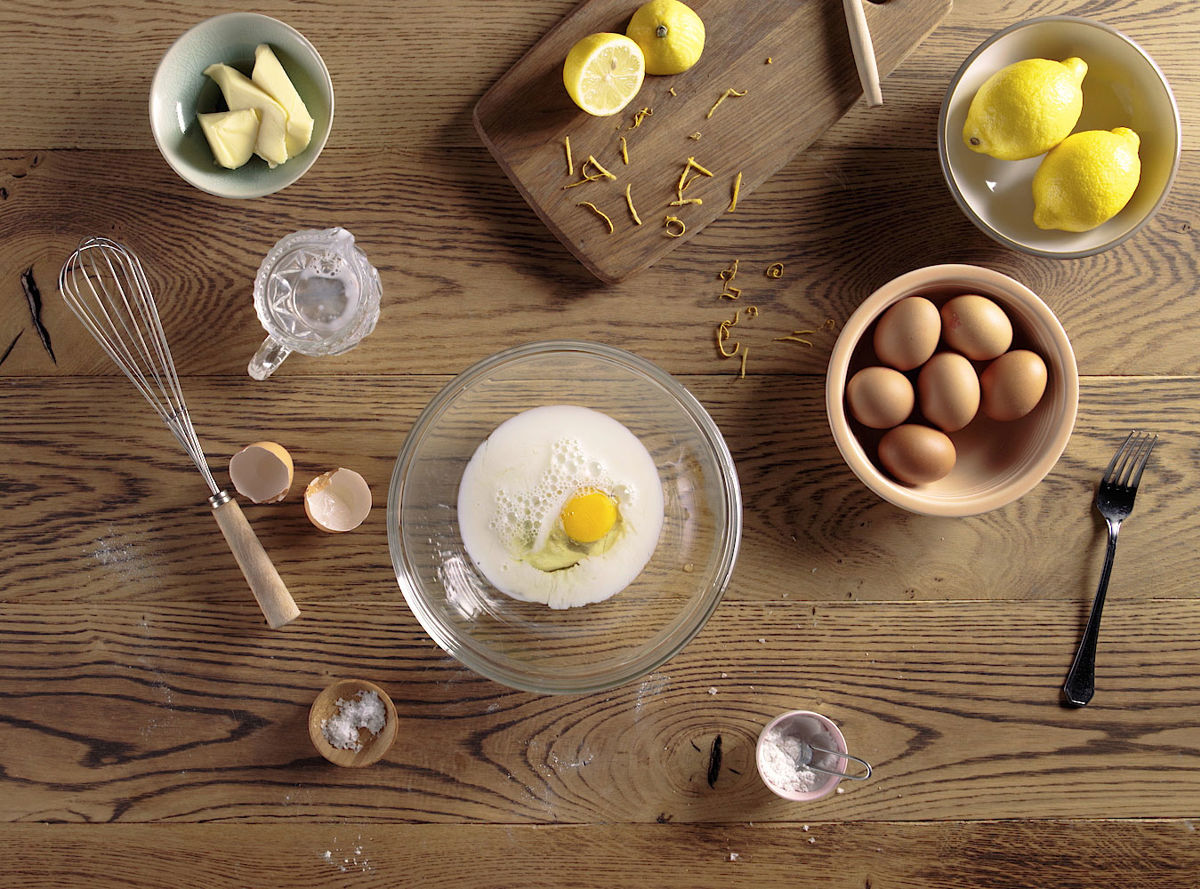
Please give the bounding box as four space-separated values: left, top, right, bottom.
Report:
149 13 334 199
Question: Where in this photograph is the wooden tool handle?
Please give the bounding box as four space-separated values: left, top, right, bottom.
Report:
843 0 884 107
210 494 300 629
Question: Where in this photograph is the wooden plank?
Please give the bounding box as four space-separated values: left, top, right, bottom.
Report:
1 148 1197 379
1 375 1196 607
0 598 1197 823
1 821 1198 888
474 0 953 281
0 1 1195 154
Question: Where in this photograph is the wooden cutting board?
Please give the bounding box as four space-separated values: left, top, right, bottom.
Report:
473 0 953 283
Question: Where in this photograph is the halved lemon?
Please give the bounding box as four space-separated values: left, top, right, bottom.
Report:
563 32 645 116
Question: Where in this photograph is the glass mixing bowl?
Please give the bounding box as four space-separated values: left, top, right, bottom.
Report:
387 341 742 694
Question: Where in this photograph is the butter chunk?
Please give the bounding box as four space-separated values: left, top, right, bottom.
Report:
252 44 314 156
198 108 261 169
203 63 289 168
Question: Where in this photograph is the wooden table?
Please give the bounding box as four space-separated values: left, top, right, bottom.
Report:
2 1 1197 885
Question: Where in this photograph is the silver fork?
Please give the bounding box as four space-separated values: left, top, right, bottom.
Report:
1063 431 1158 707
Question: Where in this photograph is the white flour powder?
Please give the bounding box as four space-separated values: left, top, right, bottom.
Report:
758 730 819 794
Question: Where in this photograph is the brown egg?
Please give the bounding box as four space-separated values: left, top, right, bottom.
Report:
877 424 957 485
846 366 914 429
980 349 1048 421
873 297 941 371
917 352 980 433
940 294 1013 361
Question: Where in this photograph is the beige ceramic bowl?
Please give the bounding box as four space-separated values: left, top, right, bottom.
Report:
826 265 1078 517
939 16 1180 258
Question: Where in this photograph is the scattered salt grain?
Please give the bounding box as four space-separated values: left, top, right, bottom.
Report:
708 687 718 695
321 690 386 751
728 852 740 862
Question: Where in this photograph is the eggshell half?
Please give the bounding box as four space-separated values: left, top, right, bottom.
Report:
305 468 372 532
229 441 294 503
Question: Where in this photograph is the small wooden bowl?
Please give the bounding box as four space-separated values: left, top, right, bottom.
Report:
308 679 397 767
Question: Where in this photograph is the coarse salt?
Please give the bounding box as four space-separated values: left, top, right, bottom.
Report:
321 689 386 751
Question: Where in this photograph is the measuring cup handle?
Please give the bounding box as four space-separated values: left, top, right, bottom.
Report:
248 335 292 380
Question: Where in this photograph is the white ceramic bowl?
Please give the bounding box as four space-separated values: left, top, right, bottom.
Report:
149 13 334 199
826 265 1078 517
939 16 1180 258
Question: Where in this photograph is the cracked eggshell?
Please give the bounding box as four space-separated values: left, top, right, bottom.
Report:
305 468 372 532
228 441 294 503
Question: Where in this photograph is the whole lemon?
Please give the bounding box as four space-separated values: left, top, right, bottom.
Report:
1032 127 1141 231
626 0 705 76
963 57 1088 160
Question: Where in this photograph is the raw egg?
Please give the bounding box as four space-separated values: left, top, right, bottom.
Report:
873 296 940 371
980 349 1048 421
939 294 1013 361
877 424 956 485
845 366 914 429
917 352 980 433
456 405 664 609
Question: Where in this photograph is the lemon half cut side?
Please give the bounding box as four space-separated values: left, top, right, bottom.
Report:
563 33 646 117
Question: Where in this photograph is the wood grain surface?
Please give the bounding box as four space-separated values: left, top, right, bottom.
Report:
474 0 952 281
2 0 1199 887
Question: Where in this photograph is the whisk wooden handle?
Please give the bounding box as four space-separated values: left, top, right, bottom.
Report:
210 494 300 628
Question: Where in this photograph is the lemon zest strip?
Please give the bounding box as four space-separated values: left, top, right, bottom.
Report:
584 155 616 180
719 259 739 282
564 136 573 176
746 305 760 317
578 201 614 234
728 171 742 212
670 197 703 207
689 132 702 140
619 136 629 166
739 346 749 378
669 87 678 96
766 262 784 278
665 215 686 238
720 286 741 300
716 321 739 357
775 329 815 347
706 88 747 120
630 107 653 128
624 183 642 225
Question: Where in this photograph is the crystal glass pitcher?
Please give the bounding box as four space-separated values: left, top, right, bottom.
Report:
248 227 382 380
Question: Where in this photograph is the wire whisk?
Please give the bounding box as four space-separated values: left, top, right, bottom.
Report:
59 236 300 628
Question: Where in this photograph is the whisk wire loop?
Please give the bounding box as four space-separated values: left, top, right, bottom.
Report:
59 236 219 495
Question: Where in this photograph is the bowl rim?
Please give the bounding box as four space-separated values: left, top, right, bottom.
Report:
148 12 335 199
825 264 1079 517
937 15 1182 259
387 339 743 694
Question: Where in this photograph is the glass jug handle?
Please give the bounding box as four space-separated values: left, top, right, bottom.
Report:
248 335 292 380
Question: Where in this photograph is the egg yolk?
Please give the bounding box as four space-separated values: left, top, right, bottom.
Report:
560 489 618 544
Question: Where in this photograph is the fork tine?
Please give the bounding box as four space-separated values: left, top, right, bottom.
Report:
1102 431 1135 485
1115 432 1150 487
1126 433 1158 490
